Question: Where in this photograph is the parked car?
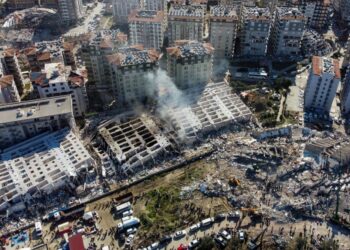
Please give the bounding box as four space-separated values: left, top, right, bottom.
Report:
159 235 172 245
189 223 200 233
214 235 227 247
189 239 200 249
126 227 137 235
239 230 245 241
173 230 186 239
220 230 232 241
214 213 226 222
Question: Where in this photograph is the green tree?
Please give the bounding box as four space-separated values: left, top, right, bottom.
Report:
320 239 339 250
198 236 216 250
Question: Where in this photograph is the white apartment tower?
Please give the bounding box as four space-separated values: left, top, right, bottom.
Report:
209 6 239 60
80 30 128 104
240 7 272 57
0 75 20 104
166 40 214 89
113 0 140 25
58 0 84 25
167 5 205 45
128 10 166 50
304 56 341 113
107 46 161 105
270 7 306 57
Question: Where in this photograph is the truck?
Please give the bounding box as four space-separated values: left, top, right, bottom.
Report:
117 217 140 232
115 202 131 215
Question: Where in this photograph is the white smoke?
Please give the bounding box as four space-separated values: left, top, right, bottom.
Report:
145 69 188 115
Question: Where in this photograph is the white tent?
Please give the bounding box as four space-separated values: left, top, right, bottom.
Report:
83 211 94 221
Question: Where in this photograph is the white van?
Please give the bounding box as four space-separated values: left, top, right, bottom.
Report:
35 222 42 237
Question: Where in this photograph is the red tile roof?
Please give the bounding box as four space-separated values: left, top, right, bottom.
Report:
0 75 14 89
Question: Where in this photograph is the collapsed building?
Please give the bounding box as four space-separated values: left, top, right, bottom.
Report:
98 114 171 174
301 29 333 57
0 128 93 213
166 82 252 143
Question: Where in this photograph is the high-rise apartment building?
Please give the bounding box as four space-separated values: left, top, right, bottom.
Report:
31 63 89 117
57 0 84 25
270 7 306 57
240 6 272 57
341 66 350 115
293 0 330 29
128 10 166 50
80 30 127 104
209 5 239 60
338 0 350 26
0 75 21 104
107 46 161 105
304 56 340 113
166 40 214 89
112 0 140 26
1 48 23 94
0 95 75 149
141 0 166 11
167 5 205 45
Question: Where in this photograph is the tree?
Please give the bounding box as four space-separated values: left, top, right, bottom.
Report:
320 239 339 250
198 236 216 250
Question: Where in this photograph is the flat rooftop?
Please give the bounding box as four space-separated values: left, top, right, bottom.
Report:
276 7 306 21
242 6 271 20
0 95 73 124
166 82 252 142
312 56 341 79
128 10 164 23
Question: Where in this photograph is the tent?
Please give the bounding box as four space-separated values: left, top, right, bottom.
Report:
82 212 93 221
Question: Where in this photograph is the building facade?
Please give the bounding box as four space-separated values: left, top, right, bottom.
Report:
57 0 84 25
107 46 160 105
0 95 75 149
270 7 306 57
167 5 205 45
80 30 128 104
304 56 341 113
294 0 330 29
0 75 21 104
240 6 272 57
141 0 166 11
166 40 214 89
1 48 24 95
128 10 166 50
6 0 36 11
339 0 350 26
112 0 140 26
209 5 239 60
341 66 350 115
31 63 88 117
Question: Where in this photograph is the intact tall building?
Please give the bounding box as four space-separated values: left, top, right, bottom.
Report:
31 63 89 117
0 95 75 149
128 10 166 50
141 0 166 10
341 66 350 115
107 46 161 105
80 30 128 104
1 48 23 95
209 5 239 60
270 7 306 57
6 0 36 11
113 0 140 26
0 75 21 104
294 0 330 29
166 40 214 89
304 56 341 113
167 4 205 45
58 0 84 25
240 6 272 57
